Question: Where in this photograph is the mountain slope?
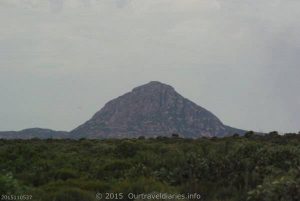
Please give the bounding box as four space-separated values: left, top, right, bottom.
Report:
71 81 245 138
0 128 69 139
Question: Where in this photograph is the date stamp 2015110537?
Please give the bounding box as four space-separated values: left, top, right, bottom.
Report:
1 195 32 201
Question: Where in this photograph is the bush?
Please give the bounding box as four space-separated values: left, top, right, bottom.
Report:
54 168 79 181
115 140 139 157
51 188 96 201
103 160 132 178
0 173 21 194
247 172 300 201
112 177 175 196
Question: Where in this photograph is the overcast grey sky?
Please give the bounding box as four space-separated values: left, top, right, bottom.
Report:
0 0 299 133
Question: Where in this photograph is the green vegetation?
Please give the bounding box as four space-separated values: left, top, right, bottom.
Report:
0 133 299 201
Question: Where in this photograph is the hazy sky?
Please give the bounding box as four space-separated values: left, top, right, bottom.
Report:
1 0 300 133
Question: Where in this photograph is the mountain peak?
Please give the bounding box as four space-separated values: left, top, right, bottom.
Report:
71 82 245 138
132 81 174 93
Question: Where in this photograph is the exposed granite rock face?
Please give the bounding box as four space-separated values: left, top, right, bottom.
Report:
71 81 245 138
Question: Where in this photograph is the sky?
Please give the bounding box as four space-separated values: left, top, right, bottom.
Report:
0 0 300 133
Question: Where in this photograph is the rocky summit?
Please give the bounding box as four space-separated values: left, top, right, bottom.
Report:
71 81 245 138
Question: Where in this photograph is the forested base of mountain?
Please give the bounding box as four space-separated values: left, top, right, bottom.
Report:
0 133 300 201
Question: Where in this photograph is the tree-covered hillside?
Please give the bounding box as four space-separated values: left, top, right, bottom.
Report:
0 133 299 201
